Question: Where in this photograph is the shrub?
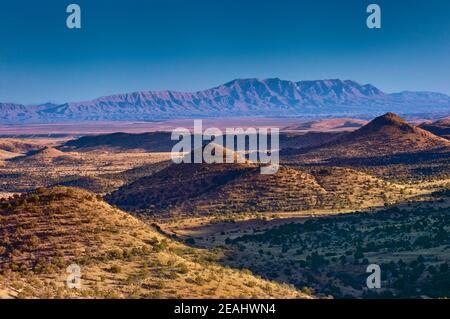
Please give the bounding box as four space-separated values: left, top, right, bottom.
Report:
109 265 122 273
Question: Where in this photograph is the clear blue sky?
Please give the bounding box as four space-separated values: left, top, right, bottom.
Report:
0 0 449 104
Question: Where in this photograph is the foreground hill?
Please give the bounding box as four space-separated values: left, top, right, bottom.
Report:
2 79 450 123
0 187 309 299
284 113 450 162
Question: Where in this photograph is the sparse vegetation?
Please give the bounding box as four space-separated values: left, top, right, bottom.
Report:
0 113 449 299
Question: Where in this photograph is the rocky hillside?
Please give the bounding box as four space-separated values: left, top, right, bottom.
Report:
284 113 450 162
107 161 414 216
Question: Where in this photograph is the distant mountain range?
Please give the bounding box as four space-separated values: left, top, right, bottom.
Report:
2 78 450 123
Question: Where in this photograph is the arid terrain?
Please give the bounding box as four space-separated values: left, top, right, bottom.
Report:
0 113 449 299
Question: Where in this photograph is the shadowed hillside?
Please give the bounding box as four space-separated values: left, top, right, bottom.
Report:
419 117 450 140
60 132 175 152
106 162 258 212
279 132 342 150
107 160 416 216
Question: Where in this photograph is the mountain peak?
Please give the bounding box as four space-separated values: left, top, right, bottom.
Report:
356 112 415 136
222 78 260 87
376 112 405 124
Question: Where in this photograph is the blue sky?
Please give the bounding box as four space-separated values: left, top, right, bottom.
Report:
0 0 449 104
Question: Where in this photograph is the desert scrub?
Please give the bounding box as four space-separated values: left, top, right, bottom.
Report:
109 264 122 274
177 262 189 274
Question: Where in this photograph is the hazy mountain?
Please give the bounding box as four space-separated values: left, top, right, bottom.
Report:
2 79 450 123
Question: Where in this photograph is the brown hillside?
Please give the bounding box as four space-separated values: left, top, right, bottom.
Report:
0 149 20 160
0 139 45 154
0 187 309 299
106 162 258 211
279 132 342 150
10 147 83 164
52 176 120 194
284 118 367 131
106 160 173 184
60 132 175 152
285 113 450 162
107 160 414 216
178 166 412 215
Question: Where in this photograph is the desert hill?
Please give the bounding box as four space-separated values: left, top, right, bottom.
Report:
174 166 412 215
419 117 450 139
0 139 45 154
0 187 309 299
284 113 450 162
284 118 367 131
0 138 49 160
60 132 175 152
107 159 413 216
104 160 173 184
279 132 342 150
106 161 258 212
51 176 120 194
0 149 20 160
9 146 83 164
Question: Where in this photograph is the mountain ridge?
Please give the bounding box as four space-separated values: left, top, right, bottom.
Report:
1 78 450 123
